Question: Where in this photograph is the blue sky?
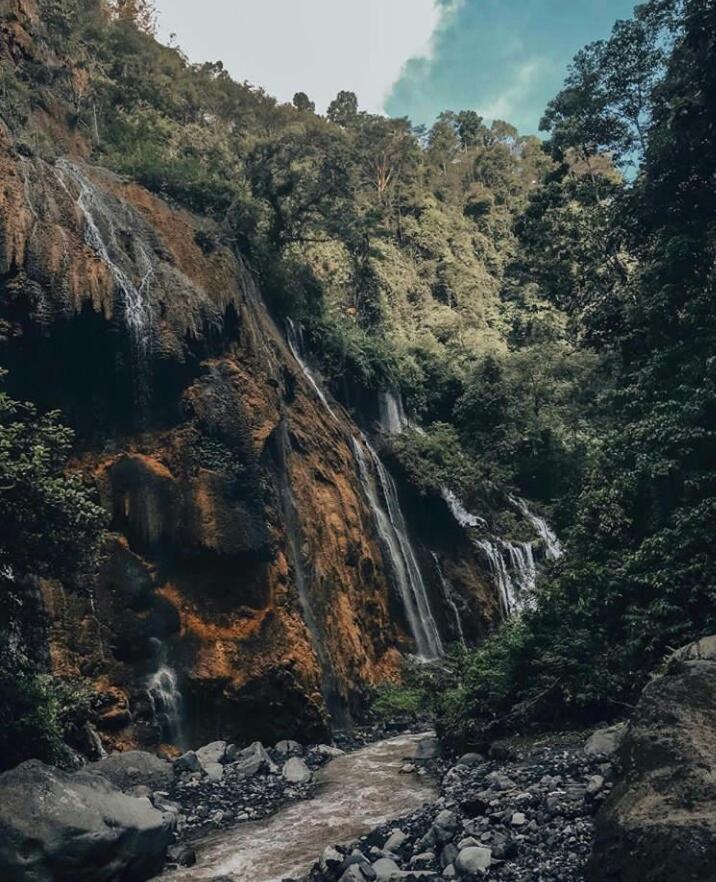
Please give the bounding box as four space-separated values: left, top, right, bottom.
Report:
156 0 637 134
386 0 637 132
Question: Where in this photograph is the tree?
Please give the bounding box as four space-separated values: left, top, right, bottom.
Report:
455 110 486 150
110 0 157 34
293 92 315 113
326 90 359 127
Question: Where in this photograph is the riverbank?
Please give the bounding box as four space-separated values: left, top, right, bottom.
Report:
303 729 618 882
163 732 437 881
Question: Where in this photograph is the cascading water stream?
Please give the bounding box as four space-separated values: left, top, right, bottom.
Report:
378 389 408 435
352 436 443 660
285 318 338 422
430 552 467 648
147 641 185 748
276 422 349 730
511 496 563 561
55 158 155 357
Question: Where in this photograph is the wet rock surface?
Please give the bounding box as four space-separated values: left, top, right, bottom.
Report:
589 636 716 882
0 759 172 882
304 733 613 882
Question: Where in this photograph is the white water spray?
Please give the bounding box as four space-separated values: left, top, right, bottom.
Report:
352 435 443 660
285 319 338 421
55 158 154 354
147 656 185 747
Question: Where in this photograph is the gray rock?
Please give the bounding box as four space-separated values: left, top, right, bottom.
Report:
373 856 401 881
586 774 604 795
174 750 202 775
589 635 716 881
282 756 312 783
584 723 627 757
455 846 492 875
275 739 304 757
434 809 459 831
315 744 346 759
441 843 459 868
196 740 227 770
0 759 171 882
320 845 344 875
457 752 484 766
384 829 409 852
511 812 527 826
87 750 174 792
231 741 278 778
340 865 369 882
444 864 457 878
414 736 440 759
400 763 416 774
204 761 224 782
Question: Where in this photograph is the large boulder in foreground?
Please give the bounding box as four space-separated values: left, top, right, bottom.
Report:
0 759 172 882
86 750 173 792
588 636 716 882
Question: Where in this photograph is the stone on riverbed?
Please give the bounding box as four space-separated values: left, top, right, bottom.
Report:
196 740 227 769
276 739 304 757
0 759 171 882
372 857 401 881
584 723 626 757
87 749 174 792
230 741 277 778
282 756 312 783
174 750 202 775
455 845 492 875
414 736 440 759
384 829 409 853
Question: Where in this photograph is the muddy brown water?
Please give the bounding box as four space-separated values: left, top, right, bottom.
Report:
165 732 437 882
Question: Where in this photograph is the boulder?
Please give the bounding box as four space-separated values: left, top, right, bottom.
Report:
0 760 171 882
414 736 440 759
174 749 202 775
167 844 197 867
204 761 224 782
87 750 173 792
320 845 344 875
196 740 227 769
589 636 716 881
315 744 346 759
282 756 312 783
584 723 627 757
275 739 304 757
455 846 492 875
373 857 401 881
457 752 484 766
229 741 277 778
384 829 409 853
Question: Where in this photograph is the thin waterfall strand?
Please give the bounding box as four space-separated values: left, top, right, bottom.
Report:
352 436 443 660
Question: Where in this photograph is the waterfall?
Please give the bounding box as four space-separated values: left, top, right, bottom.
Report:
511 496 563 561
285 319 338 422
351 435 443 660
473 539 518 617
147 645 185 747
276 422 349 730
378 390 408 435
55 158 154 356
430 552 467 649
441 488 487 529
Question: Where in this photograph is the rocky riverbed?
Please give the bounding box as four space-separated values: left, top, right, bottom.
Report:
303 727 624 882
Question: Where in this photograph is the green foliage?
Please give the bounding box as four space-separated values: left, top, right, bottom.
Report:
0 375 108 585
370 684 430 723
439 0 716 741
0 669 95 771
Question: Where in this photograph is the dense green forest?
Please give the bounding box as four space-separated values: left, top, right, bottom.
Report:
2 0 715 753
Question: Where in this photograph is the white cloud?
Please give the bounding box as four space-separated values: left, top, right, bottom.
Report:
155 0 442 114
475 58 547 122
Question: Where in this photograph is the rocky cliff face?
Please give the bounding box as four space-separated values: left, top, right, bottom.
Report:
0 0 500 751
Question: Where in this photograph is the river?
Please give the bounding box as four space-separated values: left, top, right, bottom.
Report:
165 733 436 882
